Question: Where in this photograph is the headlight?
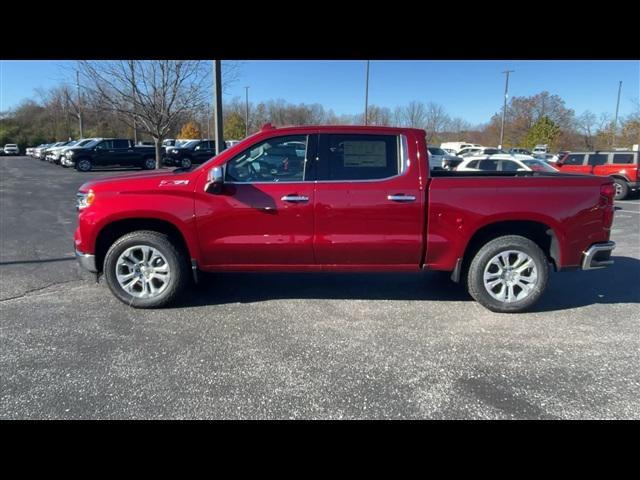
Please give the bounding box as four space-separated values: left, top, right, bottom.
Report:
76 190 95 210
67 150 74 157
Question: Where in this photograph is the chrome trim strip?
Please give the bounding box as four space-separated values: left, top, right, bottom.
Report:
581 241 615 270
281 195 309 202
75 249 97 273
387 195 416 202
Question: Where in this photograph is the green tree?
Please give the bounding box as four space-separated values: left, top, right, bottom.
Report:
523 116 561 150
224 112 246 140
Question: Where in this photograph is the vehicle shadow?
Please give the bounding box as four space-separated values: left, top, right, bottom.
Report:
178 255 640 312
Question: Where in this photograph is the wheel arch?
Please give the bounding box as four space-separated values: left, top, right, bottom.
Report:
456 220 560 282
94 218 193 273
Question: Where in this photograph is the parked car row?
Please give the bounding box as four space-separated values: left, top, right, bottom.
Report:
24 137 239 171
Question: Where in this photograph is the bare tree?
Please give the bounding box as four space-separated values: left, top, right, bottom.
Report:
402 101 427 128
576 111 597 149
424 102 450 142
78 60 210 168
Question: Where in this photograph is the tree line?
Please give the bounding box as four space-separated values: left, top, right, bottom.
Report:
2 61 638 161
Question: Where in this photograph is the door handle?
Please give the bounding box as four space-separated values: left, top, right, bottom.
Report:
387 194 416 202
281 195 309 203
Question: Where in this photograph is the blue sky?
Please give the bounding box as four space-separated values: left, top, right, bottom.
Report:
1 60 638 125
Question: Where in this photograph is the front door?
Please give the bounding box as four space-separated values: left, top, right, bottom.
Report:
313 132 424 267
194 133 318 267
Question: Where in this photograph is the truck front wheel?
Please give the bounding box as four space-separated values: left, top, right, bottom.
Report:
467 235 549 313
103 231 189 308
76 158 92 172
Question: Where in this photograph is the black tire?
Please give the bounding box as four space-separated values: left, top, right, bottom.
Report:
103 230 189 308
76 158 92 172
613 178 629 201
467 235 549 313
143 157 157 170
180 157 192 169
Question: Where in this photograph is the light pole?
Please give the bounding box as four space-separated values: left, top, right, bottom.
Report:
499 70 514 149
612 81 623 148
364 60 370 125
245 86 249 138
76 70 84 138
207 103 211 139
213 60 224 154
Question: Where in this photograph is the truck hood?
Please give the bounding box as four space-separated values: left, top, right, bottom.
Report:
79 169 197 193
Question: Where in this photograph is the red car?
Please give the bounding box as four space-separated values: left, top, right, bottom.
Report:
556 150 639 200
74 125 616 313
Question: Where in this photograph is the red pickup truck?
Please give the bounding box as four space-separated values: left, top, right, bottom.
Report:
74 125 616 313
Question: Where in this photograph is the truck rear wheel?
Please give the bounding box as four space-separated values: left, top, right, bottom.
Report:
143 157 157 170
613 178 629 201
467 235 549 313
103 231 189 308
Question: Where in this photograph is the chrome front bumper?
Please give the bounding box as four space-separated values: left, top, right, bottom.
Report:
581 241 615 270
75 249 97 272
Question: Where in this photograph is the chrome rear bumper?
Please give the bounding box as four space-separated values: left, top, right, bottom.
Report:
581 241 615 270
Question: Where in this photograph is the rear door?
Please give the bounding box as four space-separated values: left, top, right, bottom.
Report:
313 132 423 267
588 153 610 177
194 141 216 163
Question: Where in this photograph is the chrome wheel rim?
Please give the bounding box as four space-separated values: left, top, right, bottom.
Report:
614 183 623 197
483 250 538 304
115 245 171 299
78 159 91 171
145 159 156 169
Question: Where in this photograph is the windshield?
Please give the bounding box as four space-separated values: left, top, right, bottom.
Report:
179 140 200 148
428 147 447 156
78 139 99 148
522 159 558 172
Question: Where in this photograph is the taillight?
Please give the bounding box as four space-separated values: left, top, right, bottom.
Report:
600 183 615 202
600 183 615 229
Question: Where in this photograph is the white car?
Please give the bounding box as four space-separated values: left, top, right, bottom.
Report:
458 146 506 157
440 142 483 154
532 144 548 156
455 155 560 173
4 144 20 155
427 146 462 170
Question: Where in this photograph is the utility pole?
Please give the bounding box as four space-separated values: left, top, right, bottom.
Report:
207 103 211 139
499 70 514 149
213 60 224 154
364 60 370 125
76 70 84 138
244 86 250 138
130 61 138 144
612 80 623 148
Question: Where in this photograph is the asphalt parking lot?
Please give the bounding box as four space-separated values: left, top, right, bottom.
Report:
1 156 639 419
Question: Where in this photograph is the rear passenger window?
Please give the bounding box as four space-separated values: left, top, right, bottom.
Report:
612 153 635 164
322 134 399 181
500 160 519 171
113 140 130 149
479 159 499 171
588 154 608 166
564 154 585 165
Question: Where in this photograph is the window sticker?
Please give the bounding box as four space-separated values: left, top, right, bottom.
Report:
343 141 387 168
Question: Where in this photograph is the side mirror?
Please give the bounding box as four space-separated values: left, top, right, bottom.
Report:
205 166 224 193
